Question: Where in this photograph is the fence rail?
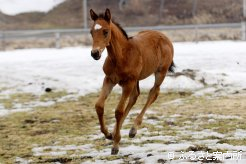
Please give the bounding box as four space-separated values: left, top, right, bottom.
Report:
0 23 242 40
0 22 244 50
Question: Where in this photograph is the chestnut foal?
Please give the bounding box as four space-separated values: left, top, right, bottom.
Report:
90 8 174 155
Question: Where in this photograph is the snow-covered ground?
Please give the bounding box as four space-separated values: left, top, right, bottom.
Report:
0 41 246 116
0 0 64 15
1 41 246 163
1 41 246 94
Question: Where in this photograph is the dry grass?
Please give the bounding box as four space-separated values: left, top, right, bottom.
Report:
0 91 245 163
0 93 37 109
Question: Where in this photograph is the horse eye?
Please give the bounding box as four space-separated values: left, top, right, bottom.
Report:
103 30 109 37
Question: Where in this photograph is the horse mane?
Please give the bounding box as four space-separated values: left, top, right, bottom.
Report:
97 13 129 40
111 20 128 40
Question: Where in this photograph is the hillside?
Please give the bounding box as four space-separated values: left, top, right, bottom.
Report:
0 0 243 30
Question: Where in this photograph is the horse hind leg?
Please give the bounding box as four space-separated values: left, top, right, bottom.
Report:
129 69 167 138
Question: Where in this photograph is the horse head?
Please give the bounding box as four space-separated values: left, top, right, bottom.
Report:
90 8 112 60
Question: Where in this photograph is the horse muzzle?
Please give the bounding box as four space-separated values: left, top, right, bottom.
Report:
91 49 101 60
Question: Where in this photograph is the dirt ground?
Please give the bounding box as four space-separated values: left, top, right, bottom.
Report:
0 90 245 163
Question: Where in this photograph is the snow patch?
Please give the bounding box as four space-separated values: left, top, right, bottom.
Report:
183 129 225 139
32 144 93 156
198 114 242 120
234 129 246 139
1 41 246 116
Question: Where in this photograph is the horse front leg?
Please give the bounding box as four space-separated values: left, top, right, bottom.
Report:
95 77 115 140
111 80 135 155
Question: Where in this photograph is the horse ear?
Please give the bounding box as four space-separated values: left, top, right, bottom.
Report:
90 9 98 21
104 8 111 22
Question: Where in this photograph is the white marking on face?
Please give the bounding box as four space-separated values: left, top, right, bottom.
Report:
94 24 102 30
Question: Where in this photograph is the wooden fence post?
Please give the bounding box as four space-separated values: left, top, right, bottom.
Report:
194 25 199 43
0 31 5 51
242 22 246 41
55 32 60 49
159 0 165 23
83 0 88 29
242 0 246 40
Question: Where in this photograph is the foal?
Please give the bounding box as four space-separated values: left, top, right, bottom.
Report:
90 8 174 155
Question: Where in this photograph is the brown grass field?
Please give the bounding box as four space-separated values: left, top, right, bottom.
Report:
0 90 245 163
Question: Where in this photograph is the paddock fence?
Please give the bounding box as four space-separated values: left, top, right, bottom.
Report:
0 22 244 51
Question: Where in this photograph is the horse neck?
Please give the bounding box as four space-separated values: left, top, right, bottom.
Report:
106 23 128 62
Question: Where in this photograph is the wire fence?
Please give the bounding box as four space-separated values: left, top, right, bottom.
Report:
0 22 244 51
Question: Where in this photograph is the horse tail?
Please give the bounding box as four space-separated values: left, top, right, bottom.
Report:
160 33 175 73
168 61 175 73
168 42 175 73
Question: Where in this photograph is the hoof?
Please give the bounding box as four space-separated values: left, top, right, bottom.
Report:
129 127 137 138
106 133 113 140
111 147 119 155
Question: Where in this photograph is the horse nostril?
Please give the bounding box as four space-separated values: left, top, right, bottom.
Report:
91 50 100 60
91 50 99 56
